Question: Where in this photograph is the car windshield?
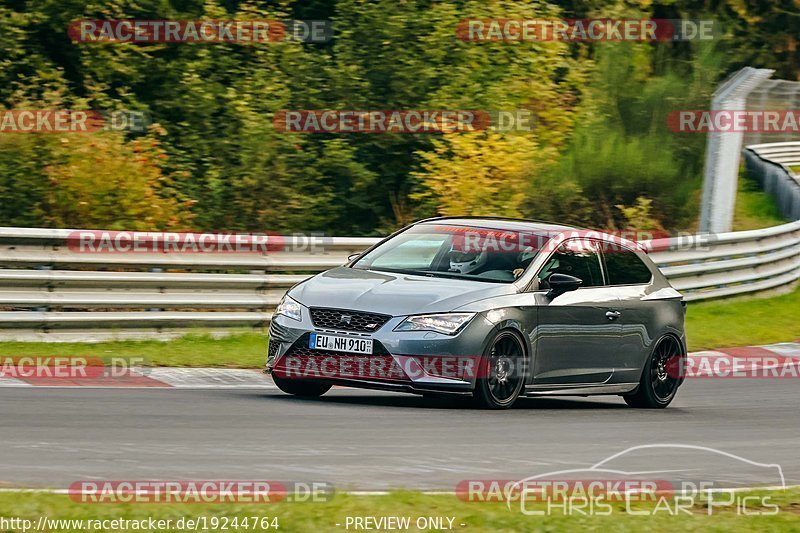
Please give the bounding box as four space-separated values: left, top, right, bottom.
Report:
351 224 551 283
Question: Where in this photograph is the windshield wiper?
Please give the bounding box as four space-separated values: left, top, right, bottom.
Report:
354 266 425 276
354 266 509 283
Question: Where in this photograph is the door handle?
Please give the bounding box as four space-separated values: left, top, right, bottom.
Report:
605 311 621 320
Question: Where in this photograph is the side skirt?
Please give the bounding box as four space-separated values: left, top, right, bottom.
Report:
524 382 639 396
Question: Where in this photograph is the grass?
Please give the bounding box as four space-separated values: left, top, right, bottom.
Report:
732 175 788 231
0 332 268 369
685 285 800 351
0 286 799 367
0 489 798 532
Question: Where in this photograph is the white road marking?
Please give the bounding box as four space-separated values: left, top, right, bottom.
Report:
0 376 31 387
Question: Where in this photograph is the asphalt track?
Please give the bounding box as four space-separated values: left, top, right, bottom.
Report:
1 378 798 491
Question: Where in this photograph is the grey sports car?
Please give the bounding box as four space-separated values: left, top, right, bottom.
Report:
266 217 686 409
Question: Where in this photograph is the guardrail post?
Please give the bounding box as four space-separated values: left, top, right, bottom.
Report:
148 267 164 312
700 67 774 233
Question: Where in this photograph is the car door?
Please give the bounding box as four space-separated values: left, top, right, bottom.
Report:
600 243 658 385
531 239 622 385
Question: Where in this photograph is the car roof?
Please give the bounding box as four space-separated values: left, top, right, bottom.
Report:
416 216 575 234
415 217 646 252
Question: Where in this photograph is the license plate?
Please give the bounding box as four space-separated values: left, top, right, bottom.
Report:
309 333 373 355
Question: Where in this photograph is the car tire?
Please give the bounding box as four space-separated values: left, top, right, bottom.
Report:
473 329 527 409
272 375 332 397
624 335 683 409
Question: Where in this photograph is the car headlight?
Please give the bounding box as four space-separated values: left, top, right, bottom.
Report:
394 313 475 335
275 295 303 322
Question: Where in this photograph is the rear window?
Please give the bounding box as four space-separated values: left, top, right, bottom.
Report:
604 246 653 285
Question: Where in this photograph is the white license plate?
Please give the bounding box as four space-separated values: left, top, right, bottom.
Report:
309 333 373 355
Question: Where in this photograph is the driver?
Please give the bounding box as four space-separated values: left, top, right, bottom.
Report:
536 257 560 283
512 247 539 279
449 249 488 275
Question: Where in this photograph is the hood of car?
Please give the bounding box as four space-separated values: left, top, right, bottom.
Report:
288 266 516 316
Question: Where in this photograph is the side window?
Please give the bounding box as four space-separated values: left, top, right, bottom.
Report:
603 245 653 285
538 240 604 288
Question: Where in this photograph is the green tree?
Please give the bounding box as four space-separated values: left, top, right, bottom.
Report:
40 128 191 230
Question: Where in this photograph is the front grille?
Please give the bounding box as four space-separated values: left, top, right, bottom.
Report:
268 341 280 358
267 340 280 365
310 307 391 333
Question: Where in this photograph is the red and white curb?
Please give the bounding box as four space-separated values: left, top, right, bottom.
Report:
691 342 800 359
0 367 277 389
0 341 798 389
685 341 800 377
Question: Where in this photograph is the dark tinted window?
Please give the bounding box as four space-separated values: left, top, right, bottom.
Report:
604 246 653 285
538 240 603 288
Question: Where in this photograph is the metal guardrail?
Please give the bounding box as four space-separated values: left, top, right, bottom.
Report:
0 230 371 335
0 231 377 341
744 142 800 221
653 138 800 300
0 183 798 340
650 220 800 300
747 142 800 173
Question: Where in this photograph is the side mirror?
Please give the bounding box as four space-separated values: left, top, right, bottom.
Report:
546 273 582 299
347 253 361 262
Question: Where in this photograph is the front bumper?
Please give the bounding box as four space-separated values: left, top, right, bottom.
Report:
266 311 493 395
